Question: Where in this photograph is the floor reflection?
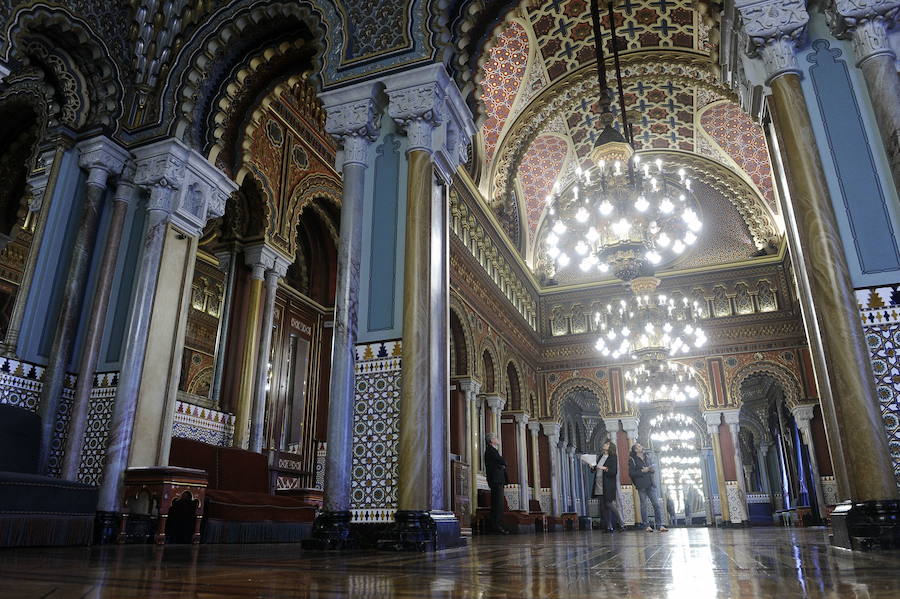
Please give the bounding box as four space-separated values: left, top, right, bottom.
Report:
1 528 899 598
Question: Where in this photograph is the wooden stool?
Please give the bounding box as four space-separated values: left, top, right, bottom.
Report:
119 466 208 545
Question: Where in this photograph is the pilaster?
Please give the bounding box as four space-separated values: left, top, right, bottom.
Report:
703 411 731 523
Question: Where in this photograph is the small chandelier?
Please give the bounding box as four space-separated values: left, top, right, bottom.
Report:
649 411 697 444
594 286 706 361
625 362 701 407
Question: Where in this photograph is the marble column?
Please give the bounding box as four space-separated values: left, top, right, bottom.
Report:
3 144 67 355
210 248 237 409
477 396 487 471
233 258 264 449
99 138 234 512
621 416 642 524
485 394 506 445
514 413 529 510
723 410 749 521
39 136 128 473
792 404 828 520
458 378 481 517
567 445 577 513
703 411 730 523
542 422 562 516
527 421 542 506
757 443 772 496
248 247 291 453
737 2 898 502
315 85 379 523
828 1 900 194
558 440 569 512
61 164 137 481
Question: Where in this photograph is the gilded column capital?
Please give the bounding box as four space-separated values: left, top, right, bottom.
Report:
735 0 809 82
827 1 900 63
76 136 129 189
320 82 381 169
244 243 291 282
527 421 542 435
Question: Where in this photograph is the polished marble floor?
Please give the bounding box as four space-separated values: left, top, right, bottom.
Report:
2 527 899 598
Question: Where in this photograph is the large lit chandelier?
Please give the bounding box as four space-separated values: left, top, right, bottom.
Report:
649 412 697 444
542 1 703 284
624 361 701 407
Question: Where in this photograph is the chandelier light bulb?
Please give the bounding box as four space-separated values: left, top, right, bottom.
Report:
547 246 560 258
558 253 570 267
553 220 567 235
685 231 697 245
660 198 674 214
599 200 614 215
575 240 588 255
546 233 559 246
672 240 685 254
598 262 609 272
586 227 600 242
635 196 650 212
576 207 589 222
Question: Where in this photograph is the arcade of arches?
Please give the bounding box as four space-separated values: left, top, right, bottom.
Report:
1 0 900 596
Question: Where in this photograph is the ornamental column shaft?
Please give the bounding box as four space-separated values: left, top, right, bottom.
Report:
527 422 542 507
514 414 529 510
829 2 900 194
485 394 506 445
39 136 128 473
542 422 561 516
233 262 264 449
746 23 899 500
792 405 828 520
249 252 290 453
459 378 481 517
316 88 378 519
724 411 749 521
210 248 237 409
567 445 577 513
61 166 136 480
703 412 730 523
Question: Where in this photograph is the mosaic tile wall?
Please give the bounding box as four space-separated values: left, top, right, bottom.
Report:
171 400 235 447
315 441 326 490
351 339 402 523
856 286 900 486
0 358 118 484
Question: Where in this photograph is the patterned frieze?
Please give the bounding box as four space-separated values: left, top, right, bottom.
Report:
172 400 236 447
450 181 538 331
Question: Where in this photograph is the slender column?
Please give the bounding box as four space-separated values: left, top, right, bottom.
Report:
61 164 136 480
527 422 542 505
3 144 68 355
703 411 731 523
248 249 291 453
738 3 898 502
558 440 568 511
828 2 900 193
792 404 828 520
757 443 772 496
478 398 487 470
514 414 529 510
458 378 481 517
233 260 264 449
723 411 749 521
99 190 169 511
316 89 379 518
39 137 128 473
485 394 506 445
210 248 237 409
542 422 561 516
567 445 577 513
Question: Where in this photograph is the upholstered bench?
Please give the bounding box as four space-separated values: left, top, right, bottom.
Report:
0 404 98 547
169 437 316 543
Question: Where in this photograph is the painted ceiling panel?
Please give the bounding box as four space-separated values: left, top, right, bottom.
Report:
480 21 529 162
517 134 570 239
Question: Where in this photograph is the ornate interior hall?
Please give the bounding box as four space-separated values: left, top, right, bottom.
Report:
0 0 899 596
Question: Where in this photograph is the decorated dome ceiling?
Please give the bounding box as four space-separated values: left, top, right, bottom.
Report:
472 0 783 286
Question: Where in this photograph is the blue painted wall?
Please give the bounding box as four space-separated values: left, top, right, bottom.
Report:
358 114 408 343
800 14 900 287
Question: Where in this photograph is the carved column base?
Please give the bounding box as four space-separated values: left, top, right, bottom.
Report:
301 510 354 551
376 510 465 552
831 500 900 551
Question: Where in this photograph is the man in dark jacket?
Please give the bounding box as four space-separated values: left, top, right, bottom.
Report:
484 432 510 534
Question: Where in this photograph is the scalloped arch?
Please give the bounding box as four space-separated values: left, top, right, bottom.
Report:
449 294 477 377
730 360 804 411
5 5 123 130
165 0 327 148
550 377 608 419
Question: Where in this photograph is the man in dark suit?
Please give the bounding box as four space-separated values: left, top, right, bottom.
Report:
484 432 510 534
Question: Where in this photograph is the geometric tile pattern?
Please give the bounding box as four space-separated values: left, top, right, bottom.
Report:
351 339 402 523
518 135 569 237
481 22 529 163
0 357 43 412
566 79 695 160
527 0 698 83
857 285 900 487
77 372 118 486
315 441 327 491
700 102 777 212
172 400 236 447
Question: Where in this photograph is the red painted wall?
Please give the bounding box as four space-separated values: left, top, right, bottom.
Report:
501 421 518 484
539 434 551 488
719 422 737 481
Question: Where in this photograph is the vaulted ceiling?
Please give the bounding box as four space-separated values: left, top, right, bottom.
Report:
470 0 783 285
